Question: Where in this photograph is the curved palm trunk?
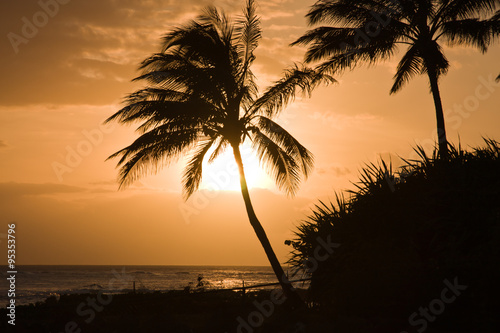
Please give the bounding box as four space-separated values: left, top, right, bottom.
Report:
427 69 449 159
231 143 304 307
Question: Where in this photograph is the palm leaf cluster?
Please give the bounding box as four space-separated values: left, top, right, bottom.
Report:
293 0 499 93
106 0 335 198
293 0 499 158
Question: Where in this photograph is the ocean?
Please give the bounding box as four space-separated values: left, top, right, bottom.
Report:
0 265 305 308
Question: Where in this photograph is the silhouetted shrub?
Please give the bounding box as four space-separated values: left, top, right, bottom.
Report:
287 139 500 332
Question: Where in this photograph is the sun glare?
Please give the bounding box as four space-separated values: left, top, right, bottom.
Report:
200 142 272 192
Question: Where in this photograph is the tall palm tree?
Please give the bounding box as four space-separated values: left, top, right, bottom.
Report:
293 0 500 158
106 0 334 304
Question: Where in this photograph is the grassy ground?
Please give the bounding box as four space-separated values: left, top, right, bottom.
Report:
0 289 326 333
3 288 491 333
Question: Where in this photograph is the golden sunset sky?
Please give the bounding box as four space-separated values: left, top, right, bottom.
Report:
0 0 499 266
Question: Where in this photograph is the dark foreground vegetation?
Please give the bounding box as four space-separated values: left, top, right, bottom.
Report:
1 289 331 333
288 139 500 332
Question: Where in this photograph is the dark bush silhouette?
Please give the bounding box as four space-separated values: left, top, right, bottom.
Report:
287 139 500 332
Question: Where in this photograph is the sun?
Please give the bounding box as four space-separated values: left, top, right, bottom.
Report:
200 141 272 192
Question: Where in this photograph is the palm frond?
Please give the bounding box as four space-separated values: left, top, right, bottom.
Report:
182 137 218 199
233 0 261 110
391 44 423 93
208 137 229 163
297 25 401 75
134 52 230 107
314 37 398 75
256 116 314 178
291 26 343 47
106 90 182 124
306 0 405 27
109 99 214 128
157 23 240 107
292 27 362 63
442 0 498 20
108 128 201 188
251 129 302 196
235 0 261 69
161 22 216 54
442 16 500 52
197 5 233 42
250 64 336 118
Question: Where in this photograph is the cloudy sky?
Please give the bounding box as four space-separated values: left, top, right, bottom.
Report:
0 0 499 266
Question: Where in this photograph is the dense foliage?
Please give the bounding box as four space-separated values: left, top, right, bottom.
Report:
287 139 500 332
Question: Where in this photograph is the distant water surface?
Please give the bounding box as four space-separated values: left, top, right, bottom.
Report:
0 265 303 307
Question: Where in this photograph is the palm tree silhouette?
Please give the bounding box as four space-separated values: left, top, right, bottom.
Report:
106 0 334 304
293 0 500 158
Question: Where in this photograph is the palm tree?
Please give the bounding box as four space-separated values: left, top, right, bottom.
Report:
293 0 500 158
105 0 334 305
